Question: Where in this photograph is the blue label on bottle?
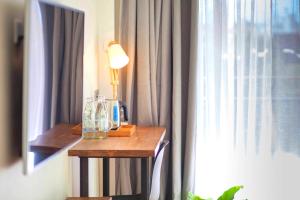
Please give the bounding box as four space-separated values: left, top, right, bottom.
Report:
113 105 119 122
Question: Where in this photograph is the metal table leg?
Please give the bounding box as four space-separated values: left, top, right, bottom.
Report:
80 157 89 197
80 157 151 200
141 157 150 200
103 157 110 196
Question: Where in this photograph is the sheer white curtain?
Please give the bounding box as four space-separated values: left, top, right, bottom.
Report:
26 0 46 171
194 0 300 199
27 0 45 142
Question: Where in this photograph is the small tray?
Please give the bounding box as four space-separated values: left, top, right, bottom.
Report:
71 123 83 135
108 125 136 137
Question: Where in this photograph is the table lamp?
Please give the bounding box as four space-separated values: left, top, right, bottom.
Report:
107 41 129 99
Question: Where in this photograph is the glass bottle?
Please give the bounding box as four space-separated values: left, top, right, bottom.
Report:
95 96 111 139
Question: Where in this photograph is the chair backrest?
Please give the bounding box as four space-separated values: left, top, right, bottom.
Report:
149 140 169 200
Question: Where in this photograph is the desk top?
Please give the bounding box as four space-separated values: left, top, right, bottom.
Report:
68 126 166 158
30 124 81 154
67 198 111 200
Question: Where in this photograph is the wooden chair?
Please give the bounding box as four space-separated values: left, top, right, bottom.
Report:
149 140 169 200
110 140 169 200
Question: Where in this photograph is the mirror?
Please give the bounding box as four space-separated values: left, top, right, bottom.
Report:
23 1 84 173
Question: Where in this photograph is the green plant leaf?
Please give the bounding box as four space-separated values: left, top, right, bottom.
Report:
217 185 243 200
192 195 207 200
187 192 210 200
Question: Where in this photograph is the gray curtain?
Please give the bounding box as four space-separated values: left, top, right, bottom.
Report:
182 0 199 197
116 0 196 199
41 5 84 128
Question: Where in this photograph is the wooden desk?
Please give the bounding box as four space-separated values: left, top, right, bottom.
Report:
29 124 81 165
68 126 166 200
31 124 81 154
67 198 111 200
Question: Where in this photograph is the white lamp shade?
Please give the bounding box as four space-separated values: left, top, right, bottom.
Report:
107 43 129 69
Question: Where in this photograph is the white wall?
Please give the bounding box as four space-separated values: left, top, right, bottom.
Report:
97 0 115 99
0 0 115 199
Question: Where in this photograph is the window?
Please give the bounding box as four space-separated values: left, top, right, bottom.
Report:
194 1 300 199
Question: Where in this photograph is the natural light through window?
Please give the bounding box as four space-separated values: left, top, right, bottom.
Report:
194 0 300 199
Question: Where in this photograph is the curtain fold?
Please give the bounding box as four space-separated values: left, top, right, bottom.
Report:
41 5 84 127
116 0 137 195
118 0 300 199
117 0 194 199
59 9 84 124
193 0 274 198
182 0 199 197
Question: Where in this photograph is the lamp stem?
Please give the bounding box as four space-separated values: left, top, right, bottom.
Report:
111 69 119 99
113 83 118 99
